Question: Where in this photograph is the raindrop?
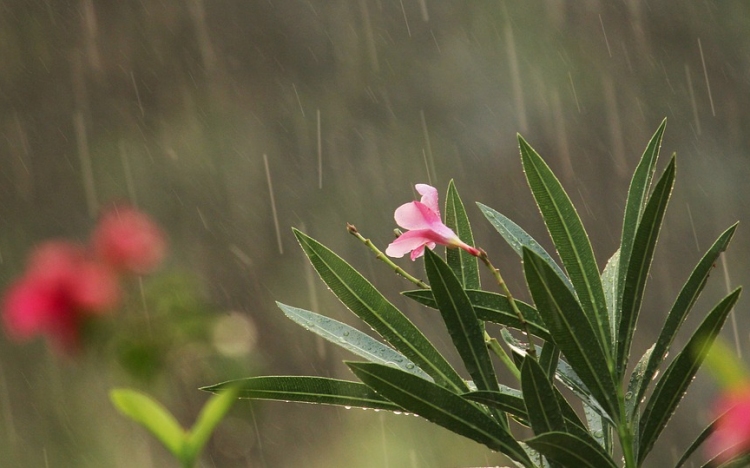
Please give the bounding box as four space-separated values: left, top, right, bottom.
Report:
625 392 633 401
405 363 415 369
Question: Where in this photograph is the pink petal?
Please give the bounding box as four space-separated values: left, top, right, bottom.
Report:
93 204 167 275
385 230 434 258
415 184 440 216
394 201 442 231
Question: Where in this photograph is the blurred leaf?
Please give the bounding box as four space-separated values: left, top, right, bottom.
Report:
523 247 618 420
617 119 666 325
703 338 750 390
185 386 239 462
424 249 498 393
278 302 433 381
402 289 551 341
521 356 565 435
202 376 402 411
709 452 750 468
110 388 185 458
347 362 533 467
525 432 617 468
477 202 573 293
519 135 611 360
637 288 742 465
293 229 466 392
632 223 738 413
616 156 675 378
445 180 480 289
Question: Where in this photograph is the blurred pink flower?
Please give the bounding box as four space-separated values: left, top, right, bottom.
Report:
3 241 120 351
93 205 167 275
385 184 481 261
707 385 750 463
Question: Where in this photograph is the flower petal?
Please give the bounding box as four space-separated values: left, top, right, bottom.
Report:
394 201 441 230
415 184 440 216
385 230 434 258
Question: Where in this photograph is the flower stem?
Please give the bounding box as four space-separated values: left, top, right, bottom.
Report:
347 223 429 289
478 249 537 359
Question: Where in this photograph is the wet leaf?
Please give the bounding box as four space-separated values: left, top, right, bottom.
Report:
445 180 480 289
526 432 617 468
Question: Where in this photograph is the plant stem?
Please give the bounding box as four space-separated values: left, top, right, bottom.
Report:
478 250 537 358
617 387 637 468
485 331 521 381
347 223 430 289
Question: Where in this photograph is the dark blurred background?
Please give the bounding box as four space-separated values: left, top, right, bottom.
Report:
1 1 749 466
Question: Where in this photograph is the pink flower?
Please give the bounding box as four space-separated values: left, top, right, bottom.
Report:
707 385 750 463
3 241 120 351
92 205 167 275
385 184 481 261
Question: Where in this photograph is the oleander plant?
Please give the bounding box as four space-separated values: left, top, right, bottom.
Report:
204 120 747 467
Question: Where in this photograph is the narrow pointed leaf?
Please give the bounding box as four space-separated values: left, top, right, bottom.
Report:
638 288 742 464
601 249 620 344
424 249 498 392
519 135 611 360
402 289 550 341
185 386 240 462
525 432 617 468
521 357 566 435
555 359 615 426
617 156 676 376
279 302 433 381
617 119 666 316
294 229 466 392
523 247 618 420
463 387 528 423
625 344 654 417
584 402 613 453
110 389 186 457
632 223 738 415
348 362 533 467
675 415 719 468
202 376 402 411
540 342 560 381
445 180 480 289
478 202 573 293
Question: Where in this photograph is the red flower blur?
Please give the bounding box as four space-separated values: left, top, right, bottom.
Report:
92 205 167 275
707 385 750 463
3 241 120 351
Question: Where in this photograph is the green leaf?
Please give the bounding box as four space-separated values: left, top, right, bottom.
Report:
675 416 718 468
521 356 565 435
402 289 551 341
477 202 574 293
522 247 618 420
519 135 610 360
554 359 614 426
583 402 613 454
616 156 676 377
625 344 654 417
463 387 528 424
293 229 466 392
185 386 239 462
637 288 742 465
110 389 186 458
525 432 617 468
278 302 433 381
423 249 498 393
540 341 560 381
445 180 480 289
632 223 738 416
347 362 533 467
616 119 666 320
601 249 620 344
202 376 402 411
